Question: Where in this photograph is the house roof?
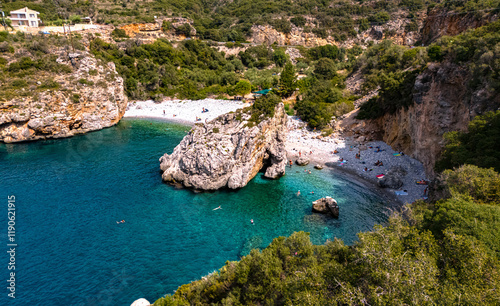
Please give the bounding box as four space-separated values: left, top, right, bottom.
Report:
10 7 40 15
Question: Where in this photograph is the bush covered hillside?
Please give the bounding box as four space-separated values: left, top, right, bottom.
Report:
2 0 499 41
154 165 500 305
0 31 80 102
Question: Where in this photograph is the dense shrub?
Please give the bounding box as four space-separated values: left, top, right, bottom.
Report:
441 165 500 206
436 110 500 172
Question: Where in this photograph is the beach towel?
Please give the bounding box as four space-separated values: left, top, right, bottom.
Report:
395 190 408 196
376 174 385 179
393 153 401 156
416 180 428 185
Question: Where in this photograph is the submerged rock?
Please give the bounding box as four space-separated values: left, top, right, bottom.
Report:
296 156 310 166
312 197 339 218
378 166 407 189
159 103 288 190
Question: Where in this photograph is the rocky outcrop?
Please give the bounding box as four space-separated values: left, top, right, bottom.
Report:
378 166 407 189
249 11 423 48
312 197 339 218
339 62 500 177
119 18 195 43
159 104 288 190
0 53 127 143
421 8 498 45
295 156 310 166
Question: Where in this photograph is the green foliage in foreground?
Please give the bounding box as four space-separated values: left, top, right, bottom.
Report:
436 110 500 173
154 166 500 305
441 165 500 206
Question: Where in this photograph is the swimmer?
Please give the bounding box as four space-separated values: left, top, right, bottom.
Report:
213 205 222 210
310 191 314 194
251 219 254 224
297 190 301 196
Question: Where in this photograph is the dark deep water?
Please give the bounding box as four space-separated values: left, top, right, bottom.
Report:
0 119 390 305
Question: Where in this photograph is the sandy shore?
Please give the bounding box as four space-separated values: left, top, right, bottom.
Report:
286 116 428 205
125 100 428 205
124 99 249 124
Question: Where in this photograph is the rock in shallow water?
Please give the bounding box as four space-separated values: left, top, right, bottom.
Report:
312 197 339 218
159 103 288 190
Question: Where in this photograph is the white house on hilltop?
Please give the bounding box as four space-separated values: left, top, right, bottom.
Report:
9 7 41 27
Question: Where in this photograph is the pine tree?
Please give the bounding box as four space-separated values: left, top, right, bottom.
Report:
279 62 297 98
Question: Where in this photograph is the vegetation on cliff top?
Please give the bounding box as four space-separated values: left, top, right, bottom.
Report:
0 31 77 102
4 0 499 42
436 110 500 173
356 20 500 120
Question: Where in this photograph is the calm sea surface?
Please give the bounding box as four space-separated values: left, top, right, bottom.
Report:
0 119 390 305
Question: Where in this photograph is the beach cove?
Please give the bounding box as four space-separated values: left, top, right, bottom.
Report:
1 115 392 305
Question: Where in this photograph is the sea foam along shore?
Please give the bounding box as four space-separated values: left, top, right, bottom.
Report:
123 99 249 124
286 116 429 205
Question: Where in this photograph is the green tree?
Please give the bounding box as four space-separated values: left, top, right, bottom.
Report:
272 50 286 67
233 80 252 96
278 62 296 98
313 58 337 80
428 45 443 61
436 110 500 172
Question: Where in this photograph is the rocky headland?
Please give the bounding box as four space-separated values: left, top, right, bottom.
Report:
0 52 127 143
159 103 288 190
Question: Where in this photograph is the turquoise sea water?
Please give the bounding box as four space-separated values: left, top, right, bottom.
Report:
0 119 390 305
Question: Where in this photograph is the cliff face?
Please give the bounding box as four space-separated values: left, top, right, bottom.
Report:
249 12 423 48
421 8 498 45
339 63 500 177
0 53 127 143
159 103 288 190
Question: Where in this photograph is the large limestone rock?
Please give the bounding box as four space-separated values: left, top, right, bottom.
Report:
0 53 127 143
312 197 339 218
159 104 288 190
378 166 407 189
295 156 310 166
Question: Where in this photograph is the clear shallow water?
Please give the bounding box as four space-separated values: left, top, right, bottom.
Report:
0 119 389 305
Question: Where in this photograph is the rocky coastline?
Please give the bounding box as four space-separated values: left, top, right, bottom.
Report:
159 103 288 190
0 53 127 143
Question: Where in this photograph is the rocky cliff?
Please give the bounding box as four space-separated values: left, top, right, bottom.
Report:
159 103 288 190
249 11 423 48
421 8 498 45
339 62 500 177
0 53 127 143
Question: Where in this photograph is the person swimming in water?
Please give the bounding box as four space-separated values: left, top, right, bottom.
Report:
251 219 254 224
297 190 301 196
213 205 222 210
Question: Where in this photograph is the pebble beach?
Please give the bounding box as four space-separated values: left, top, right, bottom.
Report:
286 116 429 205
